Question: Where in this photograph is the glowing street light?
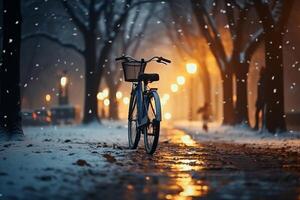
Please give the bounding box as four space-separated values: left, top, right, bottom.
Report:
58 71 69 105
176 76 186 85
162 93 170 101
186 62 198 121
45 94 51 102
104 98 110 106
171 83 179 93
116 91 123 99
164 112 172 120
60 76 68 87
102 88 109 98
97 92 105 101
186 63 197 74
123 97 130 105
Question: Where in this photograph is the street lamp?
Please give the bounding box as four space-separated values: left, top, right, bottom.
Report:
97 92 106 118
104 99 110 106
45 94 51 103
60 76 68 88
58 71 69 105
186 63 198 121
164 112 172 120
176 76 186 85
102 88 109 98
97 92 105 101
186 63 197 74
123 97 129 105
45 94 51 109
116 91 123 99
171 83 179 93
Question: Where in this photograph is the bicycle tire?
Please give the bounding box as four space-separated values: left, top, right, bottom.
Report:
128 90 140 149
143 91 161 154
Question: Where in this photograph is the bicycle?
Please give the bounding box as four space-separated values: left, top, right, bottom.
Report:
115 55 171 154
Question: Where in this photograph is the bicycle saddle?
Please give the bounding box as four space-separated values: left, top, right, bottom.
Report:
138 73 159 83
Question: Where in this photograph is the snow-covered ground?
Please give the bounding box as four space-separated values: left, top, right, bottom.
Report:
0 121 129 199
175 121 300 153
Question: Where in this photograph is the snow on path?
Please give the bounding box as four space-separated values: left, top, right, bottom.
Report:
0 121 129 199
175 121 300 153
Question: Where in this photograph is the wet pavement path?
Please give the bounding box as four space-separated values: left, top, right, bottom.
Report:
86 128 300 200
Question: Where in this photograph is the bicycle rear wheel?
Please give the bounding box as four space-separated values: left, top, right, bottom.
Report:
144 91 161 154
128 91 140 149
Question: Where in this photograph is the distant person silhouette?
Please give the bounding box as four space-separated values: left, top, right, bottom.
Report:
197 102 210 132
254 67 266 131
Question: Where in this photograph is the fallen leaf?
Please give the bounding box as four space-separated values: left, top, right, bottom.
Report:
75 159 91 167
102 154 116 163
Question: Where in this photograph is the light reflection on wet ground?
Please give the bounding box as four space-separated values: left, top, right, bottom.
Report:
85 128 300 200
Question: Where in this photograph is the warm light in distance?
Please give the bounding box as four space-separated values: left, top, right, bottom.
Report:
186 63 197 74
164 112 172 120
116 91 123 99
45 94 51 102
177 76 186 85
123 97 130 105
162 93 170 101
102 88 109 98
97 92 105 100
171 84 179 93
104 99 110 106
60 76 68 87
181 135 196 146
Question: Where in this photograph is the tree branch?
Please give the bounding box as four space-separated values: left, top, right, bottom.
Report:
22 32 84 55
61 0 87 35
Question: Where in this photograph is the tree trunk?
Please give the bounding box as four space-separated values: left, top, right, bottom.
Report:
234 62 250 125
82 68 99 124
82 34 100 124
108 85 119 120
264 30 286 133
222 69 235 125
198 59 212 118
0 0 22 128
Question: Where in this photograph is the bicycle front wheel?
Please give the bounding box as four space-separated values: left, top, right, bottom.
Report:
143 91 161 154
128 90 140 149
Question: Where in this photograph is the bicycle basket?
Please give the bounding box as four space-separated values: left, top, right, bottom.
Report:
122 61 146 82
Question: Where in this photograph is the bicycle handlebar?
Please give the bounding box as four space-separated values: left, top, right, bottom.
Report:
159 57 171 63
115 55 171 64
115 56 125 61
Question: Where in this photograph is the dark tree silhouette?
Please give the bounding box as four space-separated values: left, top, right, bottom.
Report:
254 0 294 133
165 2 213 120
190 1 263 125
23 0 159 124
0 0 23 134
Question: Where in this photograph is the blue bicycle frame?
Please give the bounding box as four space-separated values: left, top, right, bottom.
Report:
134 80 148 128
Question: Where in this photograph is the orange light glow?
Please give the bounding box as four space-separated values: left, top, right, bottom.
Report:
176 76 186 85
97 92 105 100
164 112 172 120
171 84 179 93
45 94 51 102
104 99 110 106
186 63 197 74
123 97 130 105
116 91 123 99
60 76 68 87
102 88 109 98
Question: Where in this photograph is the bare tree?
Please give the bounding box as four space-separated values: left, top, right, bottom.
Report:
0 0 23 133
190 0 264 125
164 1 213 120
23 0 157 124
254 0 294 132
